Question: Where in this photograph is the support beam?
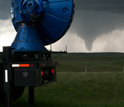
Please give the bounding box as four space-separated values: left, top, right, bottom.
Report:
2 47 11 107
29 86 34 106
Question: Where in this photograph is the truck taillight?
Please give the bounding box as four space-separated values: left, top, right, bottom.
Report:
41 71 43 76
52 69 54 74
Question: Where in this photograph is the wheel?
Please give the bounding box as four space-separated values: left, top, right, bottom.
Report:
0 86 24 103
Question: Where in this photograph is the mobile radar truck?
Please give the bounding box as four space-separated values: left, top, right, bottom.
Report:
0 0 74 106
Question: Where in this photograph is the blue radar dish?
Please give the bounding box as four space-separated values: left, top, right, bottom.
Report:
11 0 75 51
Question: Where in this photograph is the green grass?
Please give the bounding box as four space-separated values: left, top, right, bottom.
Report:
53 53 124 72
1 53 124 107
10 72 124 107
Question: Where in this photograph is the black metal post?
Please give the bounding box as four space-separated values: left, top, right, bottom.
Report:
29 86 34 106
2 47 11 107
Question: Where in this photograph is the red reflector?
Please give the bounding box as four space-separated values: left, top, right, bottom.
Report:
19 64 30 67
52 69 54 74
31 64 33 67
41 71 43 76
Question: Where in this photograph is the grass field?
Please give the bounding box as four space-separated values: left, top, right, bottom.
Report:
54 53 124 72
1 53 124 107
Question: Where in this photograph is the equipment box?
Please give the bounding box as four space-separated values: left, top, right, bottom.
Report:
14 68 38 86
13 61 57 87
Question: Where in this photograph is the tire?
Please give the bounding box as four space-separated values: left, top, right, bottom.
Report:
0 86 24 103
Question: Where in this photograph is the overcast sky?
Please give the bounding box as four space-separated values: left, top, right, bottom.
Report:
1 0 124 52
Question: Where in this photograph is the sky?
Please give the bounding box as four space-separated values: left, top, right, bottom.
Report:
1 0 124 52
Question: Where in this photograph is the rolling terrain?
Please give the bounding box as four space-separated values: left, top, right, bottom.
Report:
1 53 124 107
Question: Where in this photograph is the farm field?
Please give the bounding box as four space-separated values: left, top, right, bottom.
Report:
54 53 124 72
1 53 124 107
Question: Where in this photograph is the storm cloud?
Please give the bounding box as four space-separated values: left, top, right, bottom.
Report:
0 0 10 19
1 0 124 52
69 0 124 50
76 0 124 14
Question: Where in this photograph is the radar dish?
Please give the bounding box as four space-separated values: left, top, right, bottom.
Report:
11 0 75 46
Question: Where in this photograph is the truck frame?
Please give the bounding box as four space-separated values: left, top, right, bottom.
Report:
0 47 57 107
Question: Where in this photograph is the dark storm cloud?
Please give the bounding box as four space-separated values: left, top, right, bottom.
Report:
76 0 124 14
1 0 124 51
69 0 124 50
0 0 11 19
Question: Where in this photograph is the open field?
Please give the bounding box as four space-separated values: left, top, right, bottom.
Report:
1 53 124 107
54 53 124 72
11 72 124 107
